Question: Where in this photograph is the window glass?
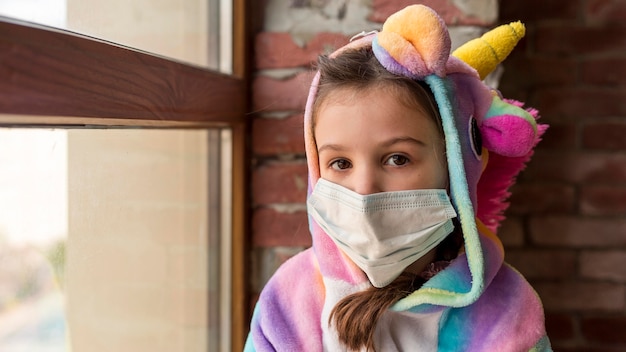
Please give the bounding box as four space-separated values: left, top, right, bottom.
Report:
0 128 231 352
0 0 231 72
0 129 68 351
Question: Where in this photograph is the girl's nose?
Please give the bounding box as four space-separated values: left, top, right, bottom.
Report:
352 167 382 195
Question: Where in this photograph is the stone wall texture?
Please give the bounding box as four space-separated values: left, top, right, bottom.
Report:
249 0 626 350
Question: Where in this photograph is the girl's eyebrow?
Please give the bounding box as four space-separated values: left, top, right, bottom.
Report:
381 136 427 148
318 137 426 153
317 143 346 154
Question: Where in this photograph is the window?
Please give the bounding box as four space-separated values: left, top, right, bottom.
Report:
0 0 232 72
0 1 248 351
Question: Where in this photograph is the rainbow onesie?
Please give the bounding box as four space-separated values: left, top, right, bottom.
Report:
246 5 552 351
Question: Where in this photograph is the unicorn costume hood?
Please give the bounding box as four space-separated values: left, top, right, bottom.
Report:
246 5 551 351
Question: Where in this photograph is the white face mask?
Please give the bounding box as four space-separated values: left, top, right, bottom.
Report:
307 178 457 288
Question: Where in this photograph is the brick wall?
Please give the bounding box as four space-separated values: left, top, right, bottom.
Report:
499 0 626 350
250 0 626 349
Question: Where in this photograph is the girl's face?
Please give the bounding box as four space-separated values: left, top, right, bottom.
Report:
315 86 448 195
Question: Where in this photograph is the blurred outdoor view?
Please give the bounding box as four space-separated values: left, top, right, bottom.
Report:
0 129 68 352
0 127 218 352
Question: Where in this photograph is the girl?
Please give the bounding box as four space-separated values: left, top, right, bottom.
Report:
246 5 551 351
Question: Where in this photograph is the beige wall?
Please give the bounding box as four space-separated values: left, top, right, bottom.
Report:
66 129 212 352
67 0 210 67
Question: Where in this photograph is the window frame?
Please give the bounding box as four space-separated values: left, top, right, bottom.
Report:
0 1 249 350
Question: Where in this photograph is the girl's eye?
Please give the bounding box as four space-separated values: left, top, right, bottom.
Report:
385 154 409 166
330 159 352 170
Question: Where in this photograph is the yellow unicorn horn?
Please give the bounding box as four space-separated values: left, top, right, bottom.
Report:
452 21 525 80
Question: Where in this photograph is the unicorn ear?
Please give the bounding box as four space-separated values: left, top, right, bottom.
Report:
452 21 525 80
374 4 451 78
480 94 538 157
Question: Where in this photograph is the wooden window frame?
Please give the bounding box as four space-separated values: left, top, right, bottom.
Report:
0 1 249 350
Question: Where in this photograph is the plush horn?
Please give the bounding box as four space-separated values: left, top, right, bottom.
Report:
452 21 525 80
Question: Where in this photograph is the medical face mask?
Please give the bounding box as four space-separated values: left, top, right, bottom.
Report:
307 178 458 288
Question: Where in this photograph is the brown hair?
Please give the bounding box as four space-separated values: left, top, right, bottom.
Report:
314 47 463 351
312 47 443 136
328 228 463 352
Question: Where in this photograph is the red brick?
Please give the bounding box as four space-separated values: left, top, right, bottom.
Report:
530 57 579 86
533 87 625 119
545 312 576 340
252 71 315 113
581 315 626 343
507 184 575 214
498 217 525 247
502 56 578 87
535 24 626 56
498 58 531 94
582 58 626 85
252 114 305 155
252 208 311 247
370 0 492 25
582 122 626 150
496 85 529 105
586 0 626 24
506 249 577 279
580 250 626 282
523 151 626 184
500 0 578 22
530 216 626 247
581 186 626 215
497 65 530 104
252 162 308 205
533 281 625 311
536 123 577 150
255 32 349 70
